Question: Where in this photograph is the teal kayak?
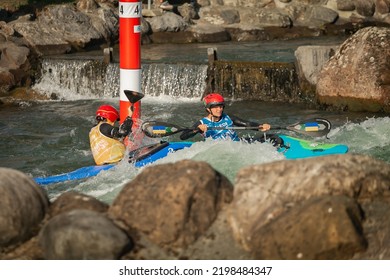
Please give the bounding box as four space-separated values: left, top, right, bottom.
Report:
34 135 348 185
279 135 348 159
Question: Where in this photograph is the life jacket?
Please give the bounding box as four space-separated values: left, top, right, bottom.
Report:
89 122 126 165
200 113 240 141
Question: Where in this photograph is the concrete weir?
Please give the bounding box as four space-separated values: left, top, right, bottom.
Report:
203 45 341 105
33 46 336 103
214 61 303 102
204 48 310 104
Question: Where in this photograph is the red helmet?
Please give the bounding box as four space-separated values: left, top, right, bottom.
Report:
96 105 119 122
203 93 225 108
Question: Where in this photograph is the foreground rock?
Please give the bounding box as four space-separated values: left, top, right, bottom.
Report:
46 190 108 219
1 0 389 109
0 168 49 249
2 154 390 259
39 209 132 260
108 160 234 250
251 195 367 259
317 27 390 112
229 154 390 259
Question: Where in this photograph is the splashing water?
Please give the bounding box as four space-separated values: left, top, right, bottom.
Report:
150 139 285 183
0 96 390 203
1 98 388 204
329 117 390 163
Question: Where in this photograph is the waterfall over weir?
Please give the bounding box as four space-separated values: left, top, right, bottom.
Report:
33 58 208 100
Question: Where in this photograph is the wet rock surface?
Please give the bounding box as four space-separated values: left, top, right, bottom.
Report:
2 154 390 260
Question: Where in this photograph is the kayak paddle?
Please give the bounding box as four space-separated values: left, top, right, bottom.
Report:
141 118 331 138
124 90 144 104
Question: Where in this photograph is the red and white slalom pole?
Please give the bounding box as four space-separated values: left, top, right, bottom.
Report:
118 0 142 124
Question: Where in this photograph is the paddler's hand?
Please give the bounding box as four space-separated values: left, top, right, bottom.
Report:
119 117 133 136
259 123 271 132
128 105 134 117
197 124 208 133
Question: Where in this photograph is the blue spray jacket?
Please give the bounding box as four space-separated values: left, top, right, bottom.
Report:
199 113 240 141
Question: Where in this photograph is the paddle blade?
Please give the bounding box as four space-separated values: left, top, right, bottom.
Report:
124 90 144 103
286 118 331 137
128 141 169 162
142 121 185 138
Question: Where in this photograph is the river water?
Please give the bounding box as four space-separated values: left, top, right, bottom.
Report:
1 38 389 204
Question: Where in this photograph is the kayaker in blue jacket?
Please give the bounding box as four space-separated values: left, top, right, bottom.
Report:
180 93 271 141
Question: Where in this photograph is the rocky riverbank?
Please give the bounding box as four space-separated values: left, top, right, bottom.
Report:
0 0 389 112
1 154 390 260
1 0 390 261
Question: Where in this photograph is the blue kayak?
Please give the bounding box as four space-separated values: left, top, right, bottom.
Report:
34 141 192 185
34 135 348 185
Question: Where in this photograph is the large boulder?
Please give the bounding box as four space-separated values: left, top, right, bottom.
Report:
38 209 132 260
239 7 292 28
187 22 230 42
0 30 31 95
0 42 30 71
146 12 188 32
295 5 339 27
108 160 234 250
294 45 338 94
251 195 367 259
0 168 49 249
228 154 390 258
0 68 15 95
0 1 118 94
46 191 109 220
198 6 240 25
355 0 376 17
316 27 390 112
9 3 118 56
